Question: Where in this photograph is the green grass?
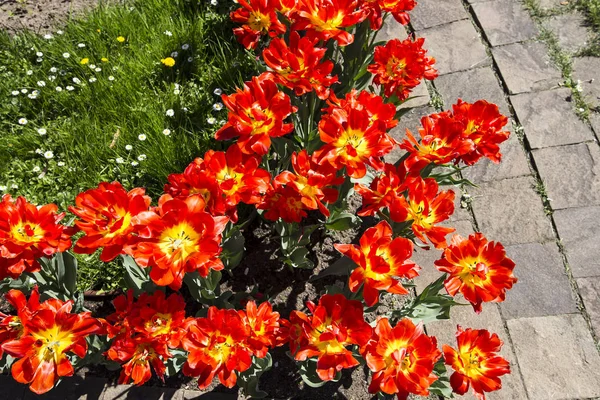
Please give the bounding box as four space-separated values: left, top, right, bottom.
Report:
577 0 600 56
0 0 257 291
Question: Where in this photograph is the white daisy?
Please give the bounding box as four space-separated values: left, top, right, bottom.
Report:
131 161 139 166
213 103 223 111
95 67 102 72
50 67 57 73
0 186 6 192
182 44 190 50
36 58 43 63
166 109 175 117
37 128 47 135
138 154 147 161
32 166 41 173
43 34 53 39
108 76 115 81
21 88 28 94
138 134 147 141
89 77 97 83
18 118 28 125
211 0 218 5
48 75 56 81
207 117 216 125
78 43 86 48
73 77 81 84
44 150 54 159
35 149 43 154
27 70 33 75
187 57 193 63
10 184 18 189
36 52 43 57
171 51 178 58
11 90 19 96
28 93 37 99
162 129 171 136
164 30 173 36
66 85 75 91
116 157 125 164
57 30 64 35
37 81 46 87
62 52 70 58
89 64 96 69
125 144 133 151
173 89 180 95
57 161 65 167
55 86 63 92
213 88 222 96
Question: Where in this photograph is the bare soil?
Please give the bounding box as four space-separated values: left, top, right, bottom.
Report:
0 0 103 34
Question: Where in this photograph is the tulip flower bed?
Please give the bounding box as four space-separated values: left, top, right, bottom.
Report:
0 0 518 399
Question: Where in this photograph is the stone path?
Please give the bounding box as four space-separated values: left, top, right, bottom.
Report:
3 1 600 399
403 0 600 398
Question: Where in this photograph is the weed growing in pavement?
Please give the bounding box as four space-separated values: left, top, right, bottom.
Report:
522 0 593 119
576 0 600 56
533 177 553 216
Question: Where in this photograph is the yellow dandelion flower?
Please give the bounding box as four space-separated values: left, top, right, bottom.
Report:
161 57 176 67
97 29 101 33
101 57 109 62
80 58 89 65
117 36 126 43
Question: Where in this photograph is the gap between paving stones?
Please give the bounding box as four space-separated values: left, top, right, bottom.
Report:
460 0 600 354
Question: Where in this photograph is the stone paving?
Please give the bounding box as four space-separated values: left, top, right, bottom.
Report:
3 0 600 399
406 0 600 398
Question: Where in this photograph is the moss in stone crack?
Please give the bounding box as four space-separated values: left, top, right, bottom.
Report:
427 81 445 111
532 178 553 216
521 0 592 121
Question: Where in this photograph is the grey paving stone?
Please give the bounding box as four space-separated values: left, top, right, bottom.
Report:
420 20 490 75
435 66 510 115
470 176 555 246
426 303 528 400
507 314 600 399
411 0 469 30
472 1 538 46
462 128 530 184
501 242 578 319
533 143 600 210
554 206 600 278
413 220 474 292
577 276 600 336
543 13 592 54
492 41 562 94
573 56 600 108
398 80 431 110
384 106 435 164
375 18 408 42
0 374 26 400
592 112 600 136
511 88 594 148
23 377 106 400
